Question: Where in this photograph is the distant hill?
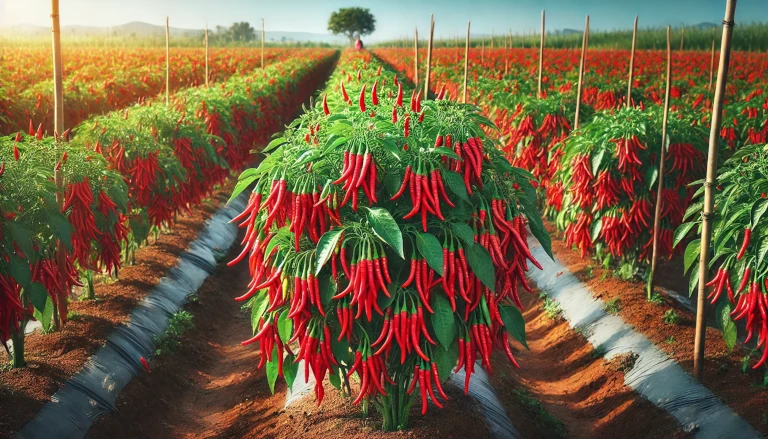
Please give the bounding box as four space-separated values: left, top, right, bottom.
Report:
0 21 347 44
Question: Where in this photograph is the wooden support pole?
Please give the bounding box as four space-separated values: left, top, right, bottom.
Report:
647 26 673 300
261 19 265 70
680 27 685 51
709 29 716 92
205 24 209 88
694 0 737 382
414 27 419 86
51 0 64 134
537 10 545 98
425 14 435 96
165 17 170 107
573 15 589 130
626 15 638 107
463 21 470 104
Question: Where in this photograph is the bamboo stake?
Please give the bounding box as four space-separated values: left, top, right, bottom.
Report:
626 16 638 107
205 24 209 88
425 14 435 96
51 0 64 134
709 29 716 92
463 21 470 104
491 30 494 49
647 26 673 300
414 28 419 86
481 39 484 64
694 0 737 382
680 27 685 51
573 15 589 130
261 19 265 70
165 17 170 107
537 10 545 98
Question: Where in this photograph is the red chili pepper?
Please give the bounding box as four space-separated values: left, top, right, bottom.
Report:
13 145 20 161
359 84 366 113
396 82 403 107
737 228 751 260
372 80 379 106
323 94 330 115
140 356 151 373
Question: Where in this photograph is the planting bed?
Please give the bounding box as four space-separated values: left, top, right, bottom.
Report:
0 187 229 438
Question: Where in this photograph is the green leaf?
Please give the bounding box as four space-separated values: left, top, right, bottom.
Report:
466 243 495 292
379 138 402 161
283 354 299 390
591 149 605 175
416 232 444 276
432 341 459 381
6 222 35 264
228 174 258 204
263 136 287 153
591 218 603 242
717 302 737 351
331 335 351 366
8 256 32 289
315 229 343 275
683 239 701 275
673 221 696 248
451 223 475 247
646 165 658 191
47 211 73 252
430 293 456 350
434 147 461 160
688 270 699 297
752 199 768 228
33 295 54 331
250 292 270 334
319 275 336 308
26 282 49 313
329 369 341 389
443 170 470 203
500 305 528 350
365 207 404 259
277 310 293 344
519 194 553 260
266 344 280 394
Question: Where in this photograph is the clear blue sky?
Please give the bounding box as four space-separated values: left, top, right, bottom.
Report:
1 0 766 41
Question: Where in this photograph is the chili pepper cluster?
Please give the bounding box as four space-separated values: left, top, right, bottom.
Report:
681 145 768 369
0 51 337 361
554 106 707 265
231 50 550 431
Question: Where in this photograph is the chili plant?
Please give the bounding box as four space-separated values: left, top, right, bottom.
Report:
230 51 551 431
677 143 768 367
553 106 706 274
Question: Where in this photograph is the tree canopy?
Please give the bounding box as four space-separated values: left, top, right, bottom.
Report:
328 7 376 44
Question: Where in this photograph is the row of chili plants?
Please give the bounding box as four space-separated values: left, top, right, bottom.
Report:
229 49 552 431
373 46 768 369
0 48 290 136
374 47 767 270
0 49 337 368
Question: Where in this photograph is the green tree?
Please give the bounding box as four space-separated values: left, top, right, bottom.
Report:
229 21 256 42
327 7 376 45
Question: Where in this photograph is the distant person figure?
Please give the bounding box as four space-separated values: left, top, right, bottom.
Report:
355 37 364 50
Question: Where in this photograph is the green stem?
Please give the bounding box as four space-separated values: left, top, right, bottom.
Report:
10 322 26 368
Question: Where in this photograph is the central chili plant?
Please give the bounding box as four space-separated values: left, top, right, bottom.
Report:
229 51 551 431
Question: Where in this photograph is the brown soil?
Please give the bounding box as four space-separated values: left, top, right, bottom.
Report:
0 187 230 439
545 222 768 435
491 289 691 439
85 237 492 439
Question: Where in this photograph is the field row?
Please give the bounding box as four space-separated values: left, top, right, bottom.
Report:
0 48 293 135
